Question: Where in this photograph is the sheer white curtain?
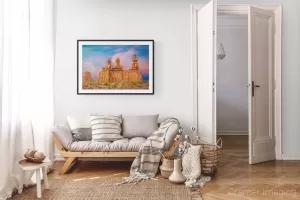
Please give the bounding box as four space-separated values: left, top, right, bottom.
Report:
0 0 55 199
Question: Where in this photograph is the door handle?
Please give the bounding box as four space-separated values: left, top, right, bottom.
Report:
252 81 260 97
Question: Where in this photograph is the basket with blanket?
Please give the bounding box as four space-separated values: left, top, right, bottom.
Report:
183 127 222 177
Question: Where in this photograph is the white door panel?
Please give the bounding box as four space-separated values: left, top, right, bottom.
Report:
197 0 217 144
248 6 275 164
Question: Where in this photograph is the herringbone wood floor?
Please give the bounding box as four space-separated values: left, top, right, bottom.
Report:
50 136 300 200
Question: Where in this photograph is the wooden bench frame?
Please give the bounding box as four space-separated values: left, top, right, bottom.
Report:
53 135 183 174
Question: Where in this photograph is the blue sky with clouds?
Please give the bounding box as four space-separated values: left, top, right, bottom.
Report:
82 45 150 80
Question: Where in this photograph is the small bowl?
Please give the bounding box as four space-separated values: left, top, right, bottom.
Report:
24 154 46 163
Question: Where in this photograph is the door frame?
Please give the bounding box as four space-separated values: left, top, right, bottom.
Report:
191 4 283 160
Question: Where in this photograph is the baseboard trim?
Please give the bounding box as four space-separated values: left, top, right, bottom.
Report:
217 131 248 135
282 155 300 160
54 154 65 161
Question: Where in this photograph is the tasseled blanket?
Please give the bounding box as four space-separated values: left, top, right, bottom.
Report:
118 118 181 184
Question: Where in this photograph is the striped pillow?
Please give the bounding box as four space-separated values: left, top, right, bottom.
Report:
90 114 123 142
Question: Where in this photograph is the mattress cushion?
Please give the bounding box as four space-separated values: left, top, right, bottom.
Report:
68 137 146 152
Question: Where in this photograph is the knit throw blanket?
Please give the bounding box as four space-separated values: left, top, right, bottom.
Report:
118 118 181 184
181 142 211 188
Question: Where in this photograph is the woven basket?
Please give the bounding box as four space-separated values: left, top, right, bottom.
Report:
193 138 222 176
24 150 46 163
24 154 46 163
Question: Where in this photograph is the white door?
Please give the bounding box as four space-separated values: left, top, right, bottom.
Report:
197 0 217 144
248 6 275 164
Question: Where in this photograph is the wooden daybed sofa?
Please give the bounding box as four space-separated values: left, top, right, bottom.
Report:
52 122 183 175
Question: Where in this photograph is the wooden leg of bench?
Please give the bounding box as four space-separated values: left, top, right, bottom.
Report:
59 157 78 175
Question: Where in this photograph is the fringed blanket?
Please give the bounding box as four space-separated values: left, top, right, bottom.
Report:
118 118 181 184
181 141 211 188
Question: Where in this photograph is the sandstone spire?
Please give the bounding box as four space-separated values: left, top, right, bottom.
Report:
115 57 122 69
132 54 139 70
84 72 92 83
107 58 112 69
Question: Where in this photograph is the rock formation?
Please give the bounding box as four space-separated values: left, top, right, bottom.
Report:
84 72 92 83
107 58 112 69
115 58 123 69
132 54 139 70
97 55 143 83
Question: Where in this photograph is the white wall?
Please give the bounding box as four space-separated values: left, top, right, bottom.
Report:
216 15 248 134
54 0 200 132
55 0 300 159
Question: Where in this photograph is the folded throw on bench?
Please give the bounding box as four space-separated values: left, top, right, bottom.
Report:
118 118 181 184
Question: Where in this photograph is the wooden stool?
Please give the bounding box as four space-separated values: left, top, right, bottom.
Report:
18 158 52 198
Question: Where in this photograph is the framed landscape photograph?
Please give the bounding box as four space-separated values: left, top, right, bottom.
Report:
77 40 154 94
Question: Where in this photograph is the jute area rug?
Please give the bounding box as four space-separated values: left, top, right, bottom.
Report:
9 178 202 200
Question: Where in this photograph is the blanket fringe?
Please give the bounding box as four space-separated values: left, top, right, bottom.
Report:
190 187 203 200
116 172 158 185
185 175 211 188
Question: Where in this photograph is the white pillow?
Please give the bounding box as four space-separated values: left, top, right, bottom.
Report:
122 115 159 138
67 116 90 129
90 114 123 142
66 116 92 141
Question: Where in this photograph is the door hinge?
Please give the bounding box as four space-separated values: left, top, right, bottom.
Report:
213 82 215 92
213 30 215 35
274 80 276 89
